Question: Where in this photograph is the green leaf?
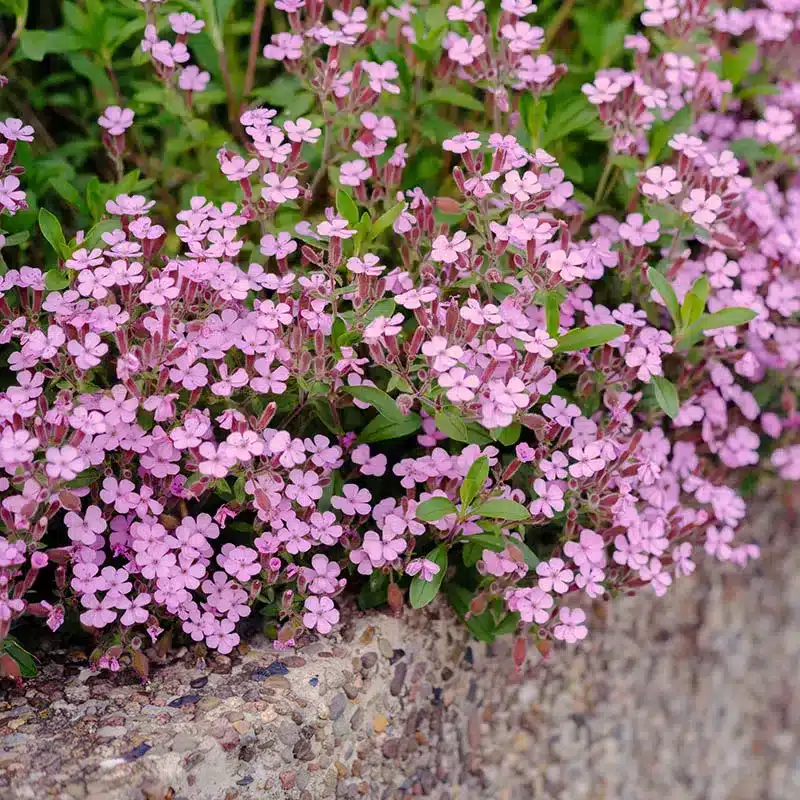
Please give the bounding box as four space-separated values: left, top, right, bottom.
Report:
472 499 530 522
435 410 469 443
543 290 562 337
0 636 37 678
38 207 69 259
66 468 103 488
460 455 489 508
647 105 693 167
44 269 70 291
357 412 422 443
680 275 709 327
694 307 758 331
554 324 624 352
343 385 403 422
507 537 540 568
18 30 48 61
85 177 104 221
415 496 458 522
494 422 521 446
461 531 505 552
647 267 681 328
424 87 484 112
721 41 758 86
358 571 388 609
370 200 405 240
541 97 598 147
651 375 680 420
409 546 447 609
520 94 547 146
49 177 81 207
335 189 359 226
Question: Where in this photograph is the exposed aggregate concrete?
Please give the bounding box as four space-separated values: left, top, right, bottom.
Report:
1 498 797 800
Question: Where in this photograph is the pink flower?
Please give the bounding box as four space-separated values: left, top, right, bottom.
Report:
618 213 660 246
553 607 588 642
506 587 553 624
443 132 481 153
303 596 340 634
331 484 372 516
217 544 260 582
98 106 134 136
681 189 722 228
439 367 480 403
406 558 441 582
431 231 471 264
0 118 34 142
262 173 300 204
563 529 606 570
340 159 372 186
567 443 606 478
536 558 573 594
286 469 323 507
640 166 682 200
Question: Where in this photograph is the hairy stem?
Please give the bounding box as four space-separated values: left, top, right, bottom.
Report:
243 0 268 101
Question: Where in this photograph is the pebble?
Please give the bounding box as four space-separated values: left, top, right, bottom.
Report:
280 770 296 790
278 721 300 747
360 653 377 670
251 662 289 681
390 663 407 697
293 738 314 761
232 720 250 735
373 714 388 734
96 726 126 738
378 639 394 659
168 694 200 708
189 676 209 689
330 693 347 721
170 734 198 753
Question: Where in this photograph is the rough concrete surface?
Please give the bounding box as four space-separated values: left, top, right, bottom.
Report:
1 497 798 800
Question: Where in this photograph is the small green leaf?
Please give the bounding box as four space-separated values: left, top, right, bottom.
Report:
544 291 562 337
66 468 103 488
541 97 598 147
409 546 447 609
435 410 469 443
647 267 681 328
357 412 421 443
344 385 404 422
44 269 70 291
680 275 709 327
461 531 505 552
472 499 530 522
424 87 484 112
335 189 359 226
694 307 758 331
415 496 457 522
647 105 693 166
38 207 70 259
0 636 37 678
493 422 521 446
460 455 489 508
555 324 624 352
370 200 406 240
721 41 758 86
651 375 680 420
507 537 540 568
85 177 105 221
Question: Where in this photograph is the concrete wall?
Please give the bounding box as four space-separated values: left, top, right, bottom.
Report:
1 498 798 800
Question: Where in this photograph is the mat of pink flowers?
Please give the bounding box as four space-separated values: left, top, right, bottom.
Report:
0 0 798 677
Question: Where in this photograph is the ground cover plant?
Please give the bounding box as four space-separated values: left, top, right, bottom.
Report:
0 0 797 680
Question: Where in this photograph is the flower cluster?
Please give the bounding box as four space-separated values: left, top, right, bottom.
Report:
0 0 797 678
